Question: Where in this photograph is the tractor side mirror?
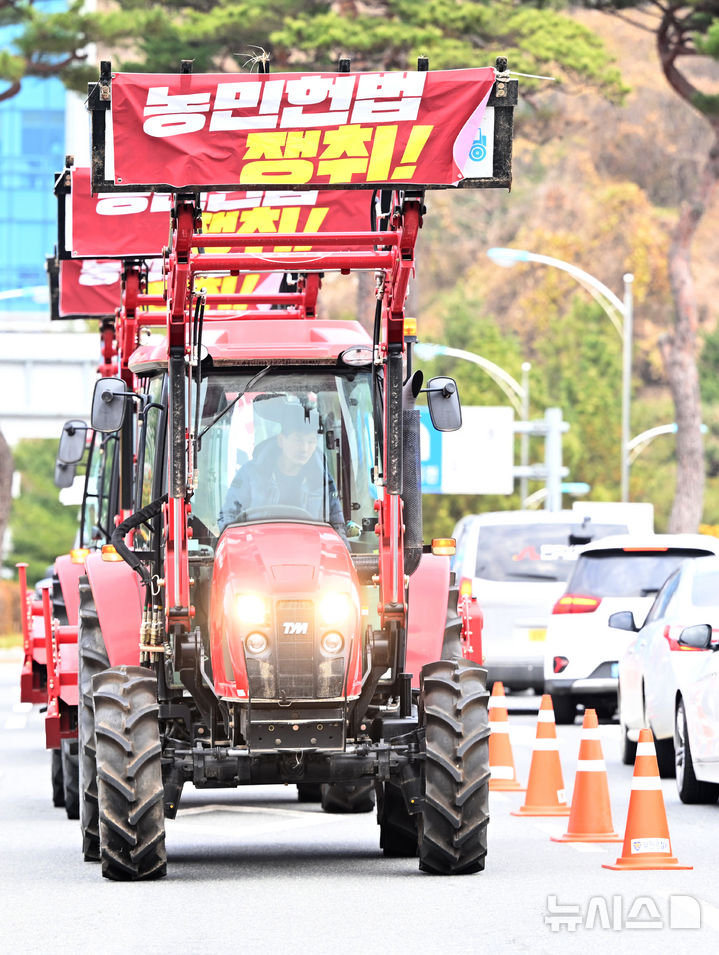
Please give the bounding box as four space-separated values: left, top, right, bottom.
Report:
53 460 76 489
57 419 87 465
678 624 713 650
91 377 128 433
426 376 462 432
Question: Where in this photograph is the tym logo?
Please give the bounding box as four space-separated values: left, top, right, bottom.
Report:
283 622 309 635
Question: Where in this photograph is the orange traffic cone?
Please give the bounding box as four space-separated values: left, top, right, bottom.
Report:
512 694 570 816
551 709 622 842
488 682 525 791
603 728 692 870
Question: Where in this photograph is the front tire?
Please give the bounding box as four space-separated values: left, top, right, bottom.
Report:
51 749 64 807
320 781 375 813
675 698 719 804
377 782 417 857
61 738 79 819
94 666 166 881
78 578 109 861
296 783 322 802
418 660 490 875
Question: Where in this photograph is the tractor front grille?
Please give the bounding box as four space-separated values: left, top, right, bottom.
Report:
276 599 316 698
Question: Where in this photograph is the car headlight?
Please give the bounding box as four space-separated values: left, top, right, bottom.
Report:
235 593 268 625
318 592 352 626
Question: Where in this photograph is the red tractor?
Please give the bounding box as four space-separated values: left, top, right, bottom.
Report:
74 57 515 879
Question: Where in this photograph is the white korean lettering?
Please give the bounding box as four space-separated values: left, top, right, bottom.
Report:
209 80 285 131
79 261 122 287
143 86 211 137
351 72 425 123
281 76 355 128
95 194 150 216
149 193 173 214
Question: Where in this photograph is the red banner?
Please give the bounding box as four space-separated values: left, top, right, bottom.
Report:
62 182 374 315
58 258 122 318
109 68 496 188
71 168 374 257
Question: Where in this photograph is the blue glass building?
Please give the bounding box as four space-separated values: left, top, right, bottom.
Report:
0 6 67 312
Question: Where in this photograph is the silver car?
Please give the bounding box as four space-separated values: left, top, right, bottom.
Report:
451 510 630 693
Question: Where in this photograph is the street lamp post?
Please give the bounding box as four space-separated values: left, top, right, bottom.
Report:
487 248 634 502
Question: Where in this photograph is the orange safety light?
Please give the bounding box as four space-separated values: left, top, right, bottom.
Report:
101 544 124 562
70 547 91 564
459 577 473 599
431 538 456 557
404 316 417 338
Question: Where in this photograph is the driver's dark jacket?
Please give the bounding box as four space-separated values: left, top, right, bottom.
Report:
218 437 345 535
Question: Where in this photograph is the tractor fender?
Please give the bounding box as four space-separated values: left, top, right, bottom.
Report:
55 553 86 627
406 553 451 690
85 552 142 667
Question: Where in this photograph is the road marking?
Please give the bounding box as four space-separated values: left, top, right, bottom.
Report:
534 821 607 853
179 803 318 819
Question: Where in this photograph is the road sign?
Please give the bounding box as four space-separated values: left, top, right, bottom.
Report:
420 406 514 494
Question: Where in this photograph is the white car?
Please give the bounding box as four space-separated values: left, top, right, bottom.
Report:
543 533 719 725
611 555 719 776
673 623 719 803
451 508 632 693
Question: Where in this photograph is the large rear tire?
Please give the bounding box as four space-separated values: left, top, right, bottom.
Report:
61 738 79 820
51 749 64 807
94 666 167 881
377 782 417 857
320 781 375 813
675 698 719 804
78 578 109 861
418 660 490 875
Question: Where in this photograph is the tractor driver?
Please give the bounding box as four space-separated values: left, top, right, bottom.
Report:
218 404 347 539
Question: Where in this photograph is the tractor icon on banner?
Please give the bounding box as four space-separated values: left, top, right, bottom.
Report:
469 129 487 162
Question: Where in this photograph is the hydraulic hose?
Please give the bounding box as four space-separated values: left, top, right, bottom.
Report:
110 494 168 588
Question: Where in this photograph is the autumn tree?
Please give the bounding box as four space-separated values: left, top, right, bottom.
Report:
584 0 719 530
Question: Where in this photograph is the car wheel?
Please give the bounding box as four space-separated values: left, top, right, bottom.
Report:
620 723 637 765
653 732 675 779
551 695 576 725
675 699 719 804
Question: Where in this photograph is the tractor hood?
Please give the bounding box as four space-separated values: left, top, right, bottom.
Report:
209 521 363 701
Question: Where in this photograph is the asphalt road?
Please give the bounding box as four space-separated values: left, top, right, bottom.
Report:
2 655 719 955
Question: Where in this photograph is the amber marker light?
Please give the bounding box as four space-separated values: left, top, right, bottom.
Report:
431 538 456 557
100 545 123 562
70 548 91 564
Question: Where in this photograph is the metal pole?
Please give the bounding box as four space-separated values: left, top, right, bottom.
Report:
520 361 531 506
544 407 563 512
621 273 634 502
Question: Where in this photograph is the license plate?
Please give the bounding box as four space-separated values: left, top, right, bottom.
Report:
529 628 546 642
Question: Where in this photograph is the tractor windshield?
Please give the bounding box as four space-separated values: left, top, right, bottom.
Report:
192 368 376 549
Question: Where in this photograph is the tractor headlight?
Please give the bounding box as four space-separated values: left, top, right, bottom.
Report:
318 591 352 626
245 631 270 655
320 631 344 655
235 593 268 626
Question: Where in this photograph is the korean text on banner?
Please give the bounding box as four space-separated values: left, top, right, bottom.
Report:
109 68 496 189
